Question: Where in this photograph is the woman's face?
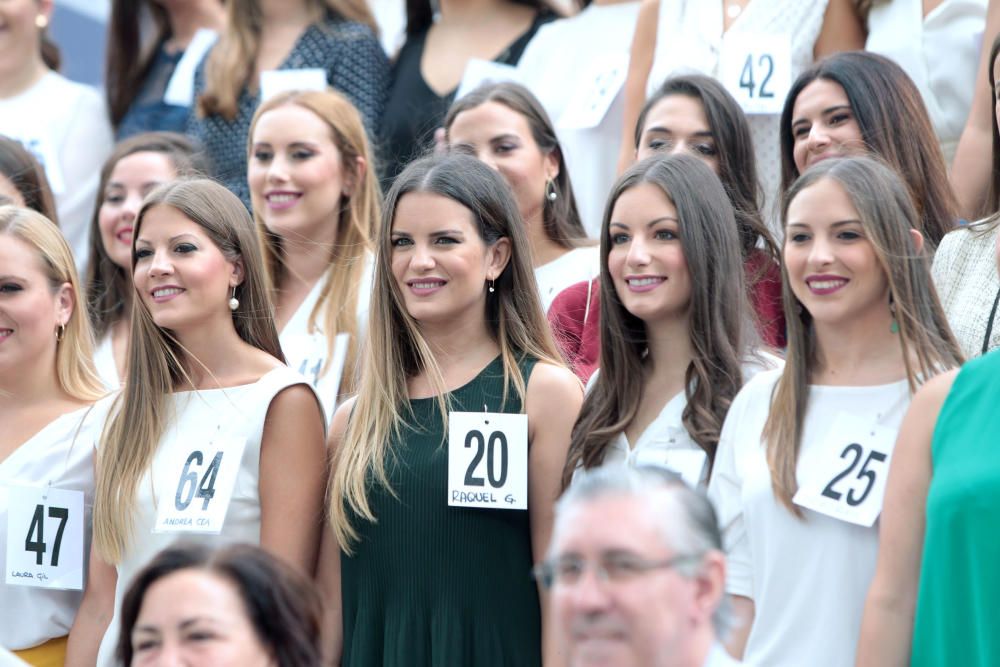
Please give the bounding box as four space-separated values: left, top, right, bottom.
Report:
99 152 178 271
389 191 509 327
130 569 275 667
636 95 719 174
0 232 72 379
248 104 354 245
0 0 51 77
790 79 866 175
784 177 889 328
447 101 559 229
606 182 691 324
132 205 242 335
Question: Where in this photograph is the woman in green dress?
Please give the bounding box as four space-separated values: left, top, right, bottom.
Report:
318 153 583 666
857 235 1000 665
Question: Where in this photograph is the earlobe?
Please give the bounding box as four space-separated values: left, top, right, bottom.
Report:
909 229 925 254
488 238 513 278
231 257 246 287
344 156 367 198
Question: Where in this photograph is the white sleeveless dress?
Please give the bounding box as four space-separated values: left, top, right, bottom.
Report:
646 0 829 230
94 366 316 666
0 403 109 650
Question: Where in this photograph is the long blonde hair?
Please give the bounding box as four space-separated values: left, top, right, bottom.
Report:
764 157 963 514
0 206 104 401
248 90 378 395
93 179 283 563
329 154 564 551
197 0 377 121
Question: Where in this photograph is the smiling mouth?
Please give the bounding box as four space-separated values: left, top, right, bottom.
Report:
151 287 184 299
266 193 301 204
116 228 133 244
806 278 848 294
626 277 664 286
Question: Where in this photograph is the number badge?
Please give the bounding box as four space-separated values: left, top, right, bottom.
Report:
153 436 248 534
793 413 896 526
719 33 792 115
5 486 85 590
447 411 528 510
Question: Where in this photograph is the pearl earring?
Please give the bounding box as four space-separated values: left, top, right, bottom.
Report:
228 286 239 312
546 179 558 202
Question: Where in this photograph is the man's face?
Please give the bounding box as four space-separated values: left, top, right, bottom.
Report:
549 495 701 667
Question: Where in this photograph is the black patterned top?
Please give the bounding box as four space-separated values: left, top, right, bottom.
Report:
188 12 389 207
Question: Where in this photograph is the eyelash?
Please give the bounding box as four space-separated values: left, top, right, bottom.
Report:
134 243 198 259
0 282 23 293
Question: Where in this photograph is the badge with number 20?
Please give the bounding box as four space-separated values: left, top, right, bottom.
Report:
447 411 528 511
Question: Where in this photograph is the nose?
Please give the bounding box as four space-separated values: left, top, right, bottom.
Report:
146 248 174 278
475 148 499 172
566 566 614 613
121 193 142 222
626 236 651 268
667 140 686 158
807 124 831 152
410 241 436 272
147 641 183 667
267 153 290 183
807 234 835 266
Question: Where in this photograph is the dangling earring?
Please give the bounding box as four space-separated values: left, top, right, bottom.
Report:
488 279 495 294
545 179 558 202
228 286 239 312
55 323 65 342
35 14 48 29
889 295 899 334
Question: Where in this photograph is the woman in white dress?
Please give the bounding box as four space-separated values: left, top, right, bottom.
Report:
707 156 961 667
65 179 327 667
444 82 599 312
0 206 106 664
564 154 777 491
83 132 209 388
247 89 378 423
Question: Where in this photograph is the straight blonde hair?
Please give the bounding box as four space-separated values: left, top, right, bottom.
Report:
248 90 378 396
0 206 104 401
329 154 564 551
197 0 377 121
764 156 963 514
93 179 283 563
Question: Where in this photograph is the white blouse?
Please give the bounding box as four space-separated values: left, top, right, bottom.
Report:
534 245 600 313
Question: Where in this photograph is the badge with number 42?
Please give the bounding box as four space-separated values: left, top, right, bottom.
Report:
154 436 247 534
5 485 85 590
793 413 896 526
448 411 528 510
719 33 792 115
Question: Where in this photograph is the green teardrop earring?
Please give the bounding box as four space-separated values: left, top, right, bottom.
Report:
889 297 899 334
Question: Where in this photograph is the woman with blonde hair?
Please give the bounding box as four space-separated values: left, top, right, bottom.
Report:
248 89 377 421
0 206 106 665
708 156 962 667
318 153 582 665
190 0 389 207
64 179 327 667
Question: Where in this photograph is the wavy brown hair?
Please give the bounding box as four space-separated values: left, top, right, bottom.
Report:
562 155 751 488
197 0 376 121
764 156 963 514
779 52 958 250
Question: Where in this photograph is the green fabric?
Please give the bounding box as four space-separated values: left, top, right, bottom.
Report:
340 356 542 667
912 350 1000 666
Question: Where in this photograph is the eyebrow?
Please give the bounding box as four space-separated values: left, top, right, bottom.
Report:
609 216 679 230
391 229 466 237
645 126 713 138
787 218 863 229
252 140 320 149
0 274 26 282
134 233 199 246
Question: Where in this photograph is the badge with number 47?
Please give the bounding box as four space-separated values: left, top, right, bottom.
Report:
793 413 896 526
5 485 85 590
154 436 247 534
448 411 528 510
719 33 792 115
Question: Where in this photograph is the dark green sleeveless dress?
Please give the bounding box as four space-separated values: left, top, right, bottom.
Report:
340 356 542 666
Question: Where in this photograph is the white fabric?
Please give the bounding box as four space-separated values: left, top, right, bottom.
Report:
866 0 987 163
646 0 828 229
277 254 373 424
517 2 642 236
0 72 113 275
95 366 314 667
0 648 28 667
708 369 912 667
596 353 783 488
93 335 121 391
0 403 108 650
705 642 743 666
534 245 600 313
931 222 1000 358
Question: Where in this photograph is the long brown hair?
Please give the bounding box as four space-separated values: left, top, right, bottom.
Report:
779 52 958 250
0 135 59 225
764 156 963 514
248 90 378 395
981 33 1000 225
444 82 589 250
104 0 171 128
329 154 564 551
197 0 376 121
563 155 750 488
93 179 283 562
84 132 210 342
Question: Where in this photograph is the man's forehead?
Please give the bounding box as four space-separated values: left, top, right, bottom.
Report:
554 493 667 553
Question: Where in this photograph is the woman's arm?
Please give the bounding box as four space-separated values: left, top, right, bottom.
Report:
616 0 659 176
526 362 584 667
726 595 755 659
259 384 328 576
812 0 866 59
65 545 118 667
855 370 956 667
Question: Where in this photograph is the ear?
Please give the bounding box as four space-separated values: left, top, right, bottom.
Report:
909 228 925 254
486 237 512 282
543 148 561 183
343 156 367 199
691 550 727 627
38 0 54 22
54 282 74 328
229 256 245 287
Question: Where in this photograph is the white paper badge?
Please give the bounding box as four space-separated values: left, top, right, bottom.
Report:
557 53 629 130
5 486 85 590
719 33 792 115
154 436 248 534
448 411 528 510
793 413 896 527
11 134 66 195
259 68 328 103
163 28 219 107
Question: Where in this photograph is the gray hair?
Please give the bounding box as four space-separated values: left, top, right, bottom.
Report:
553 465 731 636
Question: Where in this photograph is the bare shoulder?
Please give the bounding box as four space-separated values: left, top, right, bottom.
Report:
526 361 583 412
265 383 324 424
915 369 960 413
328 396 358 446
